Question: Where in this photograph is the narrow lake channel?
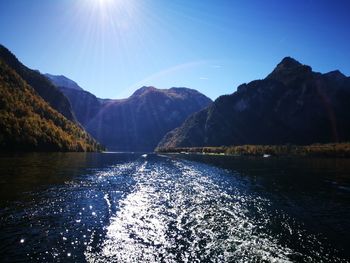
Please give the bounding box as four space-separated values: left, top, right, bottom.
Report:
0 153 349 262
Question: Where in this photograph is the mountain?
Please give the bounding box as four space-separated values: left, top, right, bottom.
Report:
0 45 76 121
157 57 350 149
53 80 212 151
56 86 101 127
45 74 83 91
89 86 211 151
44 75 103 126
0 59 102 151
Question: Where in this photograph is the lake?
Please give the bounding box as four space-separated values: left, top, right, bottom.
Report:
0 153 349 262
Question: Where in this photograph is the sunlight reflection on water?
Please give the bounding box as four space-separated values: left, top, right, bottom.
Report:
1 153 348 262
85 158 305 262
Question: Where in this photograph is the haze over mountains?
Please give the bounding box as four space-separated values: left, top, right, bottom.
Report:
1 43 350 152
46 74 212 151
0 44 211 152
158 57 350 149
85 87 211 151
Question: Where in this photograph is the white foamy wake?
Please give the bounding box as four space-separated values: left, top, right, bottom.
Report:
85 159 297 262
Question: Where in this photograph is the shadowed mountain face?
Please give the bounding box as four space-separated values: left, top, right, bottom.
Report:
158 57 350 149
0 60 102 152
45 74 101 127
0 45 76 121
56 87 102 127
54 83 212 151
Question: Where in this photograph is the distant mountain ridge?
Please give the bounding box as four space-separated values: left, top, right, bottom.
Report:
56 86 101 127
158 57 350 149
52 79 212 151
45 74 83 91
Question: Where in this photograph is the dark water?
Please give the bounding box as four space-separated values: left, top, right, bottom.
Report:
0 153 350 262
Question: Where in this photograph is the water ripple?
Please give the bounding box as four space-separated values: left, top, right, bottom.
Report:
1 154 347 262
85 157 333 262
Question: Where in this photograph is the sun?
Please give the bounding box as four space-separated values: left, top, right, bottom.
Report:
98 0 112 5
96 0 114 8
77 0 139 34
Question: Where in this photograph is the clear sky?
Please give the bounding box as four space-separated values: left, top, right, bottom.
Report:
1 0 350 100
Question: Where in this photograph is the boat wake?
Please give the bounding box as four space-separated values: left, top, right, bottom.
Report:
85 157 316 262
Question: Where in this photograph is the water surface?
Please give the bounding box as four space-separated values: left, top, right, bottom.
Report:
0 153 349 262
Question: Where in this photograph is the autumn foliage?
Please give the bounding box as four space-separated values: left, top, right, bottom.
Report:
0 60 103 152
157 143 350 158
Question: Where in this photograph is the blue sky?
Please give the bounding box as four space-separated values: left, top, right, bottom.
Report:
1 0 350 100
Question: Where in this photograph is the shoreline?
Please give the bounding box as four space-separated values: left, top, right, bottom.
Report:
156 143 350 158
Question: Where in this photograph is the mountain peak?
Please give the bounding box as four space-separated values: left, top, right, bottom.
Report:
269 57 307 76
45 74 83 91
272 57 303 73
169 87 198 93
324 70 347 81
131 86 157 97
279 56 302 67
158 57 350 149
266 57 312 83
130 86 210 101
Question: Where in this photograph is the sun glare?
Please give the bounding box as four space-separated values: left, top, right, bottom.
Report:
97 0 113 6
78 0 139 33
